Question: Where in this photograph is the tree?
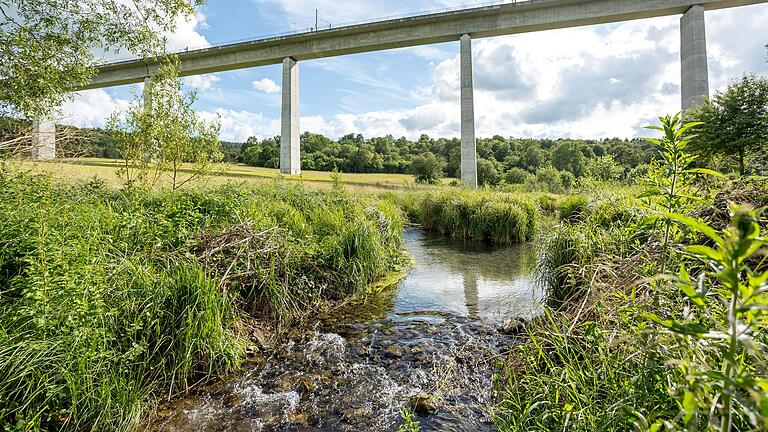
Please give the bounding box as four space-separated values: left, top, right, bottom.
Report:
410 152 445 184
505 167 531 185
0 0 201 120
477 158 503 186
587 155 625 181
687 74 768 175
529 166 564 193
106 60 222 190
551 141 588 177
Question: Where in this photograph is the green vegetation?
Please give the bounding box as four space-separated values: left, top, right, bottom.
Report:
106 59 222 190
0 169 404 430
687 74 768 175
494 115 768 431
410 152 446 184
388 189 538 244
0 0 198 120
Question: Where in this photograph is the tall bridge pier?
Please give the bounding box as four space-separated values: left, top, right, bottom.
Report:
681 5 710 111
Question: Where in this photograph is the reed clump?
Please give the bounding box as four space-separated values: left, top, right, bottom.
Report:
387 189 538 244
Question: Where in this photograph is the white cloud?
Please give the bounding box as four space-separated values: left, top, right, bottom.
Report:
252 78 281 94
59 89 131 127
185 74 221 90
164 11 211 52
200 109 281 142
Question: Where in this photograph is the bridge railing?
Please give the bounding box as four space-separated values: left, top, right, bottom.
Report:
97 0 540 67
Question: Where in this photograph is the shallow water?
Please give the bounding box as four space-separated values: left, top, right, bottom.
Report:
152 228 545 431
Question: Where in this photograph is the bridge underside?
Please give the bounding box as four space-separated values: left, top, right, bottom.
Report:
32 0 763 187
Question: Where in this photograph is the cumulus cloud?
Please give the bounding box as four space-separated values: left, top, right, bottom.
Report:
60 90 131 127
185 74 221 90
252 78 281 94
200 109 281 142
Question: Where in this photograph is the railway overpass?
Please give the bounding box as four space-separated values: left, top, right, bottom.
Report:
31 0 768 187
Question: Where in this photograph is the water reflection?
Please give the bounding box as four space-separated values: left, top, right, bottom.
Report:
463 272 480 320
393 228 544 323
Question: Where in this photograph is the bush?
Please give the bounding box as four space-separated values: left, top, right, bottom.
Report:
587 155 625 181
527 166 564 193
477 158 503 186
410 152 445 184
560 170 576 189
504 167 531 185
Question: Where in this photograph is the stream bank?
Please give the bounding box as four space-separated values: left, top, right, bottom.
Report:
151 228 545 431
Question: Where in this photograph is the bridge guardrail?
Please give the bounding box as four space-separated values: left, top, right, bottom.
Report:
97 0 539 67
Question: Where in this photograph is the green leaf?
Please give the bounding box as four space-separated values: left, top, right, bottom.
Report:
682 391 697 426
665 213 724 247
686 245 722 262
645 313 709 336
686 168 727 179
678 281 707 307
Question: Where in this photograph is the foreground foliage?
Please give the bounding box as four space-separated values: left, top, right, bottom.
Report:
0 0 200 119
0 170 403 431
496 114 768 431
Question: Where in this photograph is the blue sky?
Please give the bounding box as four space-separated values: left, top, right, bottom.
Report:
62 0 768 142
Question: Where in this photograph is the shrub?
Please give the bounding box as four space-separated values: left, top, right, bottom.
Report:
477 158 503 186
528 166 564 193
409 152 445 184
587 155 625 181
504 167 531 185
560 170 577 189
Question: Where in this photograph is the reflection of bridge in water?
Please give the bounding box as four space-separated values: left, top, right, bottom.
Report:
463 272 481 320
396 229 540 321
31 0 768 187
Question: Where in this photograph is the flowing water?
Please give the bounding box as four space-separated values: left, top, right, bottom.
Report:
152 228 545 431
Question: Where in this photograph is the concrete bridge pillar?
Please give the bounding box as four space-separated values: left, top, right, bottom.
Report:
680 5 709 111
31 115 56 160
143 76 154 110
460 34 478 188
280 57 301 175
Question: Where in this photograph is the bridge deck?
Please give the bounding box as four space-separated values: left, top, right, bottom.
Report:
83 0 766 90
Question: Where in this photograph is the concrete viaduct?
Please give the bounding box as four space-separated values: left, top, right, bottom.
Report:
30 0 768 187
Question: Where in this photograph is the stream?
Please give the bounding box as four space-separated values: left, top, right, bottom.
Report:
151 228 545 431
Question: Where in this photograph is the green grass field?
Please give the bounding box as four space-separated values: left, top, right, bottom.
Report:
12 158 446 193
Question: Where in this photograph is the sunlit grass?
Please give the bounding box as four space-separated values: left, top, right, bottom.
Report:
12 158 449 193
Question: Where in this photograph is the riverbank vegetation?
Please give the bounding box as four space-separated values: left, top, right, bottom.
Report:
0 169 404 430
494 114 768 431
386 189 538 244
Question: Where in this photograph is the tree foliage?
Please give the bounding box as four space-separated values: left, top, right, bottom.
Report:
410 152 445 184
0 0 201 118
106 59 222 190
687 74 768 175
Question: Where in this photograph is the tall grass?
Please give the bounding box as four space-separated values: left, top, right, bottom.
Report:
536 193 643 305
495 310 676 431
386 189 538 244
0 169 404 430
496 114 768 431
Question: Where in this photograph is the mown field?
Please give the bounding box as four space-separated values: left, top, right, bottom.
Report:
12 158 441 193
